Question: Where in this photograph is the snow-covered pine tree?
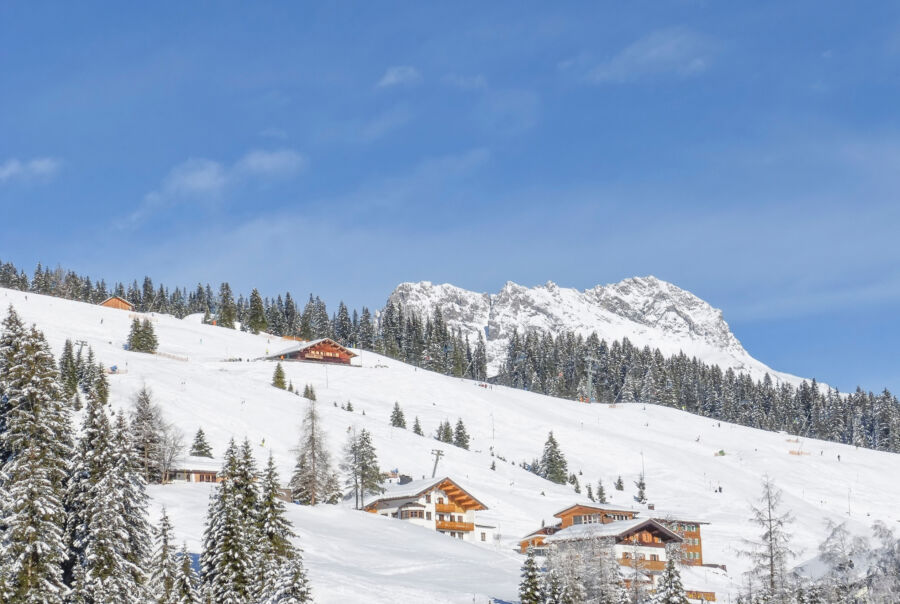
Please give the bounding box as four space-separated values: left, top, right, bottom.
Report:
615 476 624 491
302 384 316 401
289 401 340 505
586 483 595 502
141 318 159 353
652 556 690 604
200 440 255 603
174 543 200 604
190 427 214 458
131 385 164 483
247 288 268 335
0 315 73 603
412 416 423 436
597 479 608 503
340 429 383 509
150 509 180 604
390 402 406 428
540 431 568 484
453 418 470 450
518 547 542 604
273 363 287 390
113 411 153 591
59 338 79 399
262 556 312 604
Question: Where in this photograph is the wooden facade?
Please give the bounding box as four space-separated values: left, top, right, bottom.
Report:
99 295 135 311
554 504 638 528
272 338 357 365
654 517 707 565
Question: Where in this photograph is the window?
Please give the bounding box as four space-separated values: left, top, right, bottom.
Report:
481 532 486 542
426 512 432 520
650 554 659 561
425 494 431 503
437 497 444 504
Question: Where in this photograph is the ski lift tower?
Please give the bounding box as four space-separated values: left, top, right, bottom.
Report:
431 449 444 478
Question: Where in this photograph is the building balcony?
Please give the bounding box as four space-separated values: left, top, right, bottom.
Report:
435 502 462 514
436 520 474 532
618 558 666 572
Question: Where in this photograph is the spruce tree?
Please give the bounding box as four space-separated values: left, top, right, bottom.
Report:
518 547 542 604
273 363 287 390
635 473 647 504
302 384 316 401
141 318 159 353
247 288 268 334
453 418 470 450
615 476 624 491
652 556 690 604
412 416 423 436
132 385 164 483
390 402 406 428
150 509 180 604
174 543 200 604
256 454 303 599
540 431 568 484
217 283 237 329
742 477 796 601
0 316 73 604
341 429 383 509
190 428 214 458
262 557 312 603
200 440 255 603
289 401 341 505
597 479 608 503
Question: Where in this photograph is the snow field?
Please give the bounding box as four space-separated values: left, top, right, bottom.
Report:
3 286 898 602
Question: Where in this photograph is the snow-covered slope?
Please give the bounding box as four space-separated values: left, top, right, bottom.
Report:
388 276 803 383
3 287 898 603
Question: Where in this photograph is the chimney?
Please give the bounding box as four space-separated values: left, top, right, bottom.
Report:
648 503 655 511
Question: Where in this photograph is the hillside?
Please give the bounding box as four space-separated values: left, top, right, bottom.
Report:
388 276 805 384
3 286 899 603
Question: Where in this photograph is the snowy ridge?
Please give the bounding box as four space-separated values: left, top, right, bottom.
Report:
2 286 897 602
388 276 804 384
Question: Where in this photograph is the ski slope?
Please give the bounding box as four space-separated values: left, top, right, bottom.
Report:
3 286 899 603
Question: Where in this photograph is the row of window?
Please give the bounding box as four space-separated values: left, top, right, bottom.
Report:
572 513 629 524
437 513 465 522
683 538 700 546
621 553 660 562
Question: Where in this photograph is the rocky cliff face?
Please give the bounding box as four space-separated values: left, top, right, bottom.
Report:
387 276 798 383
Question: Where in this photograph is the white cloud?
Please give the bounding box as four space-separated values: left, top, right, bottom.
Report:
236 149 306 177
588 28 714 84
377 65 422 88
0 157 61 183
121 148 306 228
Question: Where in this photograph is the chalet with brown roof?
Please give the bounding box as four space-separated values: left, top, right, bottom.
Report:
363 476 494 544
265 338 357 365
99 295 135 311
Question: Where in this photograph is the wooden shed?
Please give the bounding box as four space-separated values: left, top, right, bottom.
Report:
99 295 135 311
268 338 357 365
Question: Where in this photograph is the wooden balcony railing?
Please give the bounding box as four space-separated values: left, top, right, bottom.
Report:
617 558 666 572
435 503 462 514
436 520 474 532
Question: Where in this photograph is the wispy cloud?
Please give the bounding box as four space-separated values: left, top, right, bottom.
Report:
0 157 61 183
377 65 422 88
121 149 306 228
588 28 714 84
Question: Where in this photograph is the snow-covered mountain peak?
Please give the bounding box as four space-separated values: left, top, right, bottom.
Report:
387 276 800 384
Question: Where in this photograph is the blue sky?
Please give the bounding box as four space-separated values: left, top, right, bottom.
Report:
2 2 900 392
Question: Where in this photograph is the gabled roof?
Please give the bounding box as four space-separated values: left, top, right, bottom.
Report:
520 524 562 541
268 337 357 359
99 295 135 308
364 476 488 511
552 502 641 519
544 518 682 545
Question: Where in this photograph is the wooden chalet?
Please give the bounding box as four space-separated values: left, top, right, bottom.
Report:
363 476 494 544
99 295 135 311
651 514 709 565
518 503 639 553
546 517 683 578
164 455 221 484
266 338 357 365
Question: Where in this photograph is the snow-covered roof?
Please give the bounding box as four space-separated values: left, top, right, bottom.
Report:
649 510 710 525
170 455 220 472
544 518 682 544
552 501 643 518
365 476 488 511
266 338 357 359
